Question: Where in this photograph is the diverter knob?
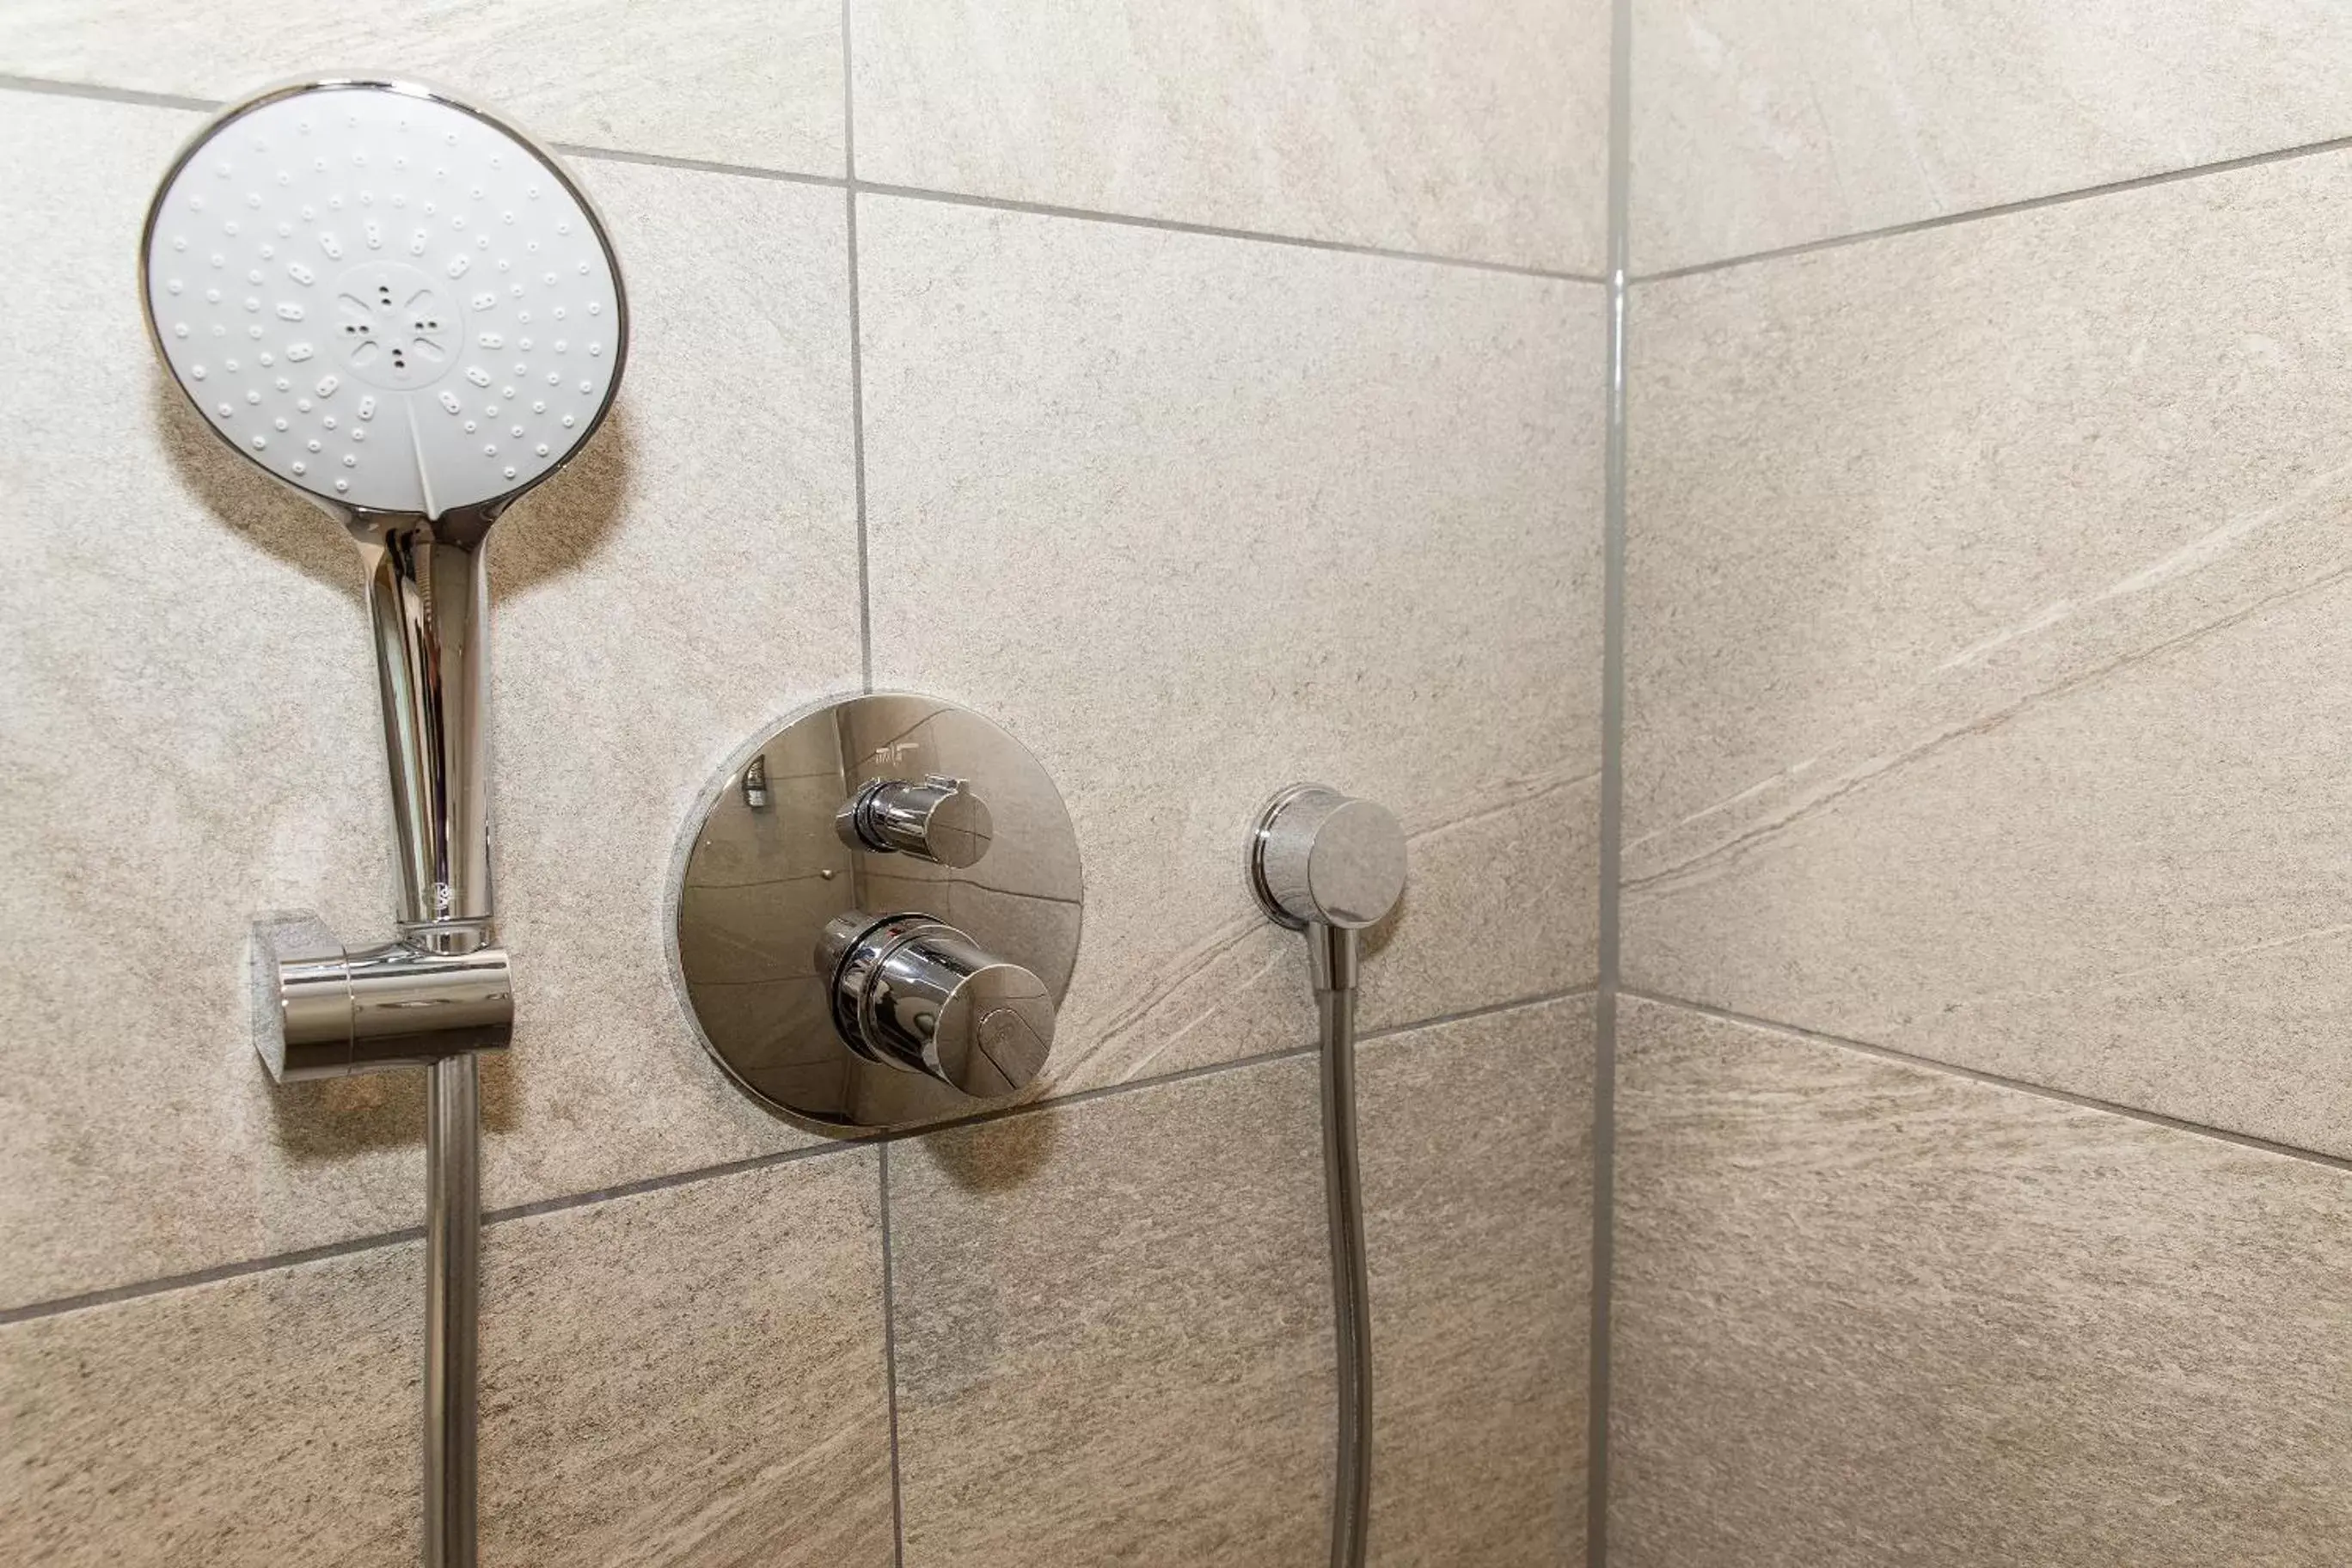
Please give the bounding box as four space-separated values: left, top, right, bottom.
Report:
836 775 994 868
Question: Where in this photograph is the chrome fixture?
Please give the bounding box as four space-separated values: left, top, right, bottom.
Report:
143 77 627 1568
836 775 995 867
671 694 1082 1128
743 752 772 810
1248 784 1407 1568
819 911 1055 1095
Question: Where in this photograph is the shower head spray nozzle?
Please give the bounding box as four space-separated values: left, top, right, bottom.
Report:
140 77 626 525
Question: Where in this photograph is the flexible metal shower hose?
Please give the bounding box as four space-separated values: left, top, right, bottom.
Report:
1317 961 1372 1568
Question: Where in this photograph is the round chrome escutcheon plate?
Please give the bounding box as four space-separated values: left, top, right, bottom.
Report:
670 693 1082 1129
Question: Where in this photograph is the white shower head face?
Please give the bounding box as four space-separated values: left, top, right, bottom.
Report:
143 81 625 518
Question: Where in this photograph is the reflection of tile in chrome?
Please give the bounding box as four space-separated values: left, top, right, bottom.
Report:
677 879 853 983
942 883 1085 1001
746 708 854 781
683 773 854 889
842 693 950 775
682 977 837 1069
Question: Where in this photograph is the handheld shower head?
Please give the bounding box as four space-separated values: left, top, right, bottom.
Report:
140 77 626 524
144 77 628 952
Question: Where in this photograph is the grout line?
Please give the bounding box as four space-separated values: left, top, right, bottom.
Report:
480 1136 869 1224
914 984 1596 1141
1620 989 2352 1177
849 16 900 1556
1588 0 1633 1553
0 70 213 111
550 142 847 190
0 1226 425 1327
482 986 1591 1215
878 1142 910 1568
842 0 860 179
842 0 874 693
1359 983 1596 1044
25 66 2352 294
0 70 1600 285
867 984 1596 1140
850 180 1603 282
1634 129 2352 285
0 989 1594 1326
846 189 872 691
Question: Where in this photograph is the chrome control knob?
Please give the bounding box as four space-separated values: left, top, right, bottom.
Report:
818 911 1054 1097
1247 785 1407 931
836 775 995 867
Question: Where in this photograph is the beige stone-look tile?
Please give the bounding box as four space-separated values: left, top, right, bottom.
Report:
480 1150 894 1568
0 0 843 174
0 1244 420 1566
0 94 418 1308
1633 0 2352 271
0 90 857 1308
851 0 1608 273
888 995 1591 1568
1611 997 2352 1567
1358 995 1592 1568
861 194 1603 1099
1624 147 2352 1156
888 1058 1333 1568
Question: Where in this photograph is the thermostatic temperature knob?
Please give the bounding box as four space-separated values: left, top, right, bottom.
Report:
818 911 1054 1098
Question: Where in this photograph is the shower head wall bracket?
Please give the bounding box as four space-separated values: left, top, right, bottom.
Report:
253 913 513 1080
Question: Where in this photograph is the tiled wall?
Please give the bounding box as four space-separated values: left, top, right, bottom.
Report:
0 4 1606 1565
1614 4 2352 1562
1610 1001 2352 1567
1631 0 2352 273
